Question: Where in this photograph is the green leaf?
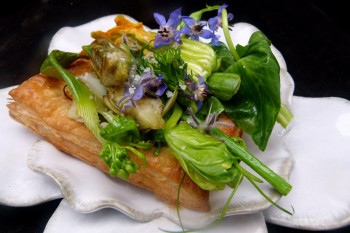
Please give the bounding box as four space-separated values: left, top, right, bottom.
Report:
152 46 187 91
165 122 240 190
210 128 292 196
224 31 281 151
40 50 87 80
211 42 235 71
100 115 140 144
41 50 101 141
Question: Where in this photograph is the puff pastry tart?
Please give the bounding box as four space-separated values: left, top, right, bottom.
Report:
6 11 291 214
7 72 213 211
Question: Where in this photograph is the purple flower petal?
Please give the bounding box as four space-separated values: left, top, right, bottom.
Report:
154 13 166 26
154 36 171 48
228 13 234 21
174 30 182 43
182 16 195 27
167 7 182 28
190 34 200 40
180 26 192 35
218 4 228 15
199 29 214 39
211 34 221 46
208 17 219 31
155 84 168 96
208 4 234 32
133 87 145 101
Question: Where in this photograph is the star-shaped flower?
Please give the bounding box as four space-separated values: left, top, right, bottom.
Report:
119 71 167 111
208 4 234 46
180 16 214 41
208 4 234 32
154 8 182 48
186 75 208 109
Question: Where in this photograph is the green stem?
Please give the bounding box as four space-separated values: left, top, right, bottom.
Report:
210 128 292 196
277 104 294 128
177 5 221 30
48 53 102 141
164 103 183 132
221 9 240 62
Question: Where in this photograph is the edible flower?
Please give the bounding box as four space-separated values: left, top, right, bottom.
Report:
208 4 234 31
154 8 182 48
186 75 208 109
180 16 214 41
119 71 167 111
208 4 234 45
187 107 218 134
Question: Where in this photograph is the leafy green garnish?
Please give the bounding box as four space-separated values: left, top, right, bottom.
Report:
211 42 236 71
40 50 102 140
223 31 281 151
40 50 148 180
210 127 292 195
178 38 217 79
165 121 240 190
100 114 141 144
40 50 88 80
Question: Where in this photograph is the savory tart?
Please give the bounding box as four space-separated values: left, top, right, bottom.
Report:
7 4 293 213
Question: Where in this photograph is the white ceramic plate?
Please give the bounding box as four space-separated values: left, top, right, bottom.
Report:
44 199 268 233
0 87 62 206
1 14 350 232
263 96 350 230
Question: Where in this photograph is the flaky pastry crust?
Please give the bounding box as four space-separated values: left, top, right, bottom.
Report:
7 74 210 212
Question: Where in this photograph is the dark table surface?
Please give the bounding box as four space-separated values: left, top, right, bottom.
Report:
1 0 349 232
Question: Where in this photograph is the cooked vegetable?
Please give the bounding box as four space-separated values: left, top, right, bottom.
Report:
90 38 132 87
164 103 291 195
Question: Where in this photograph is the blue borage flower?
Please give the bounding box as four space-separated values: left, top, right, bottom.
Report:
180 16 214 41
154 8 182 48
208 4 234 31
118 71 168 111
153 4 233 48
208 4 234 46
150 4 233 108
186 106 217 133
186 74 208 109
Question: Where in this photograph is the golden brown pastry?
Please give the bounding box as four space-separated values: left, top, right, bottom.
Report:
7 74 210 212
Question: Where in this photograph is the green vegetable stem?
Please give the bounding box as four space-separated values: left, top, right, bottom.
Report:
164 104 291 196
210 127 292 196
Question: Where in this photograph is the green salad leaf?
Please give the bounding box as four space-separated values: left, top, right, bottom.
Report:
223 31 281 151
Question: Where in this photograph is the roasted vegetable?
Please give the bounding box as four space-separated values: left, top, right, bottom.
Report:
90 38 132 87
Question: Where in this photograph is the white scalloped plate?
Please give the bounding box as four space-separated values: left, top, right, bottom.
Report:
263 96 350 230
1 14 349 232
0 87 62 206
44 199 268 233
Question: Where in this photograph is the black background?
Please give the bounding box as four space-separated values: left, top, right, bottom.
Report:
0 0 349 232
